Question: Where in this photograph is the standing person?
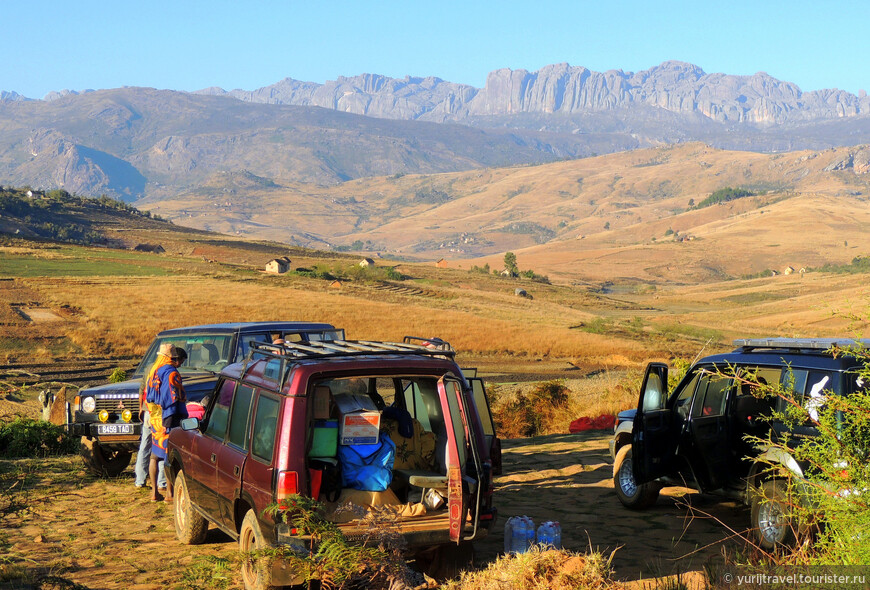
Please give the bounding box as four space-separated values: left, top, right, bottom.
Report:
146 346 188 502
134 343 173 490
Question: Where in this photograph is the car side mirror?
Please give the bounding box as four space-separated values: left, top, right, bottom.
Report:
181 417 200 431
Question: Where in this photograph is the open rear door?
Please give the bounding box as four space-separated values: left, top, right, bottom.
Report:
437 376 472 543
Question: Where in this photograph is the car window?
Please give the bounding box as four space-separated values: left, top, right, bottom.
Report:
846 369 868 395
691 372 731 417
642 371 666 411
251 394 280 462
238 333 272 358
205 379 235 439
780 368 834 423
804 370 832 422
673 370 701 419
134 334 233 377
227 385 255 449
470 379 495 437
402 381 440 432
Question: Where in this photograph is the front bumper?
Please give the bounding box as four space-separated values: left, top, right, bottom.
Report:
70 411 142 445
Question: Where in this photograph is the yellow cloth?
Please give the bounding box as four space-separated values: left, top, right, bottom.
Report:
382 417 437 471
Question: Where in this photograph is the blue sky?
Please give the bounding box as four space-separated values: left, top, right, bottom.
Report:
4 1 868 99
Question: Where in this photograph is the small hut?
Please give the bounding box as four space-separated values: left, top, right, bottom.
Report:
265 257 291 274
359 258 375 267
435 258 448 269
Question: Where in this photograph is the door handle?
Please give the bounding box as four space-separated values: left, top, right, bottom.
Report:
211 453 217 463
234 465 241 477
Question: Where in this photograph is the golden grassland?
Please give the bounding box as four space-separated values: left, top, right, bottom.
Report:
3 233 870 370
147 143 870 284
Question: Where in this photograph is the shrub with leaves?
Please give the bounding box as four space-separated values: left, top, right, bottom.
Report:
108 368 127 383
0 417 78 458
495 381 570 438
747 344 870 564
260 494 416 589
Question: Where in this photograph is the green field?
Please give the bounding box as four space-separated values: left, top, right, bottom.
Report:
0 253 172 277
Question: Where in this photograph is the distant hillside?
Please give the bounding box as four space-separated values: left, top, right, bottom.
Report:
0 186 180 247
0 88 605 201
147 143 870 283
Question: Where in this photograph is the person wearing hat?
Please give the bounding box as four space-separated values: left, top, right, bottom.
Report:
145 345 188 502
134 343 175 490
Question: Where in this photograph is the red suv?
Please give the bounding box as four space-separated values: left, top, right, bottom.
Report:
166 337 499 589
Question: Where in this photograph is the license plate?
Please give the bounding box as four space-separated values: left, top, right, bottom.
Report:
97 423 134 435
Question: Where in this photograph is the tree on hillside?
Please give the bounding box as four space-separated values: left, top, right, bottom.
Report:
503 252 519 277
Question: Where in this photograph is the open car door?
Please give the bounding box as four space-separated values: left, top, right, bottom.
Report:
467 376 502 475
437 376 484 543
631 362 679 484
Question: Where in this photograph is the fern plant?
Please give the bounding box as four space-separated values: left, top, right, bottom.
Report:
261 494 411 589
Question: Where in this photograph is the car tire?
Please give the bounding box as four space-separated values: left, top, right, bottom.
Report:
613 445 660 509
174 471 208 545
80 438 132 477
750 479 806 550
418 541 475 581
240 509 276 590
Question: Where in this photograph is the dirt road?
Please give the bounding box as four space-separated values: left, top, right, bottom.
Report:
1 432 746 589
477 432 748 581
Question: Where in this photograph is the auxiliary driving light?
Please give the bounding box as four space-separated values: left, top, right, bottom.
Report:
98 410 109 423
81 396 96 413
121 409 132 423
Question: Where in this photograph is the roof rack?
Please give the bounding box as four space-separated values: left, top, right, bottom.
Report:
249 337 456 361
733 337 870 353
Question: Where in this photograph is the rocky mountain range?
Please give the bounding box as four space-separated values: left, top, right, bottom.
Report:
198 61 870 126
1 61 870 204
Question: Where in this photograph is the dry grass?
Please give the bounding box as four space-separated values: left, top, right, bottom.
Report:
23 274 650 365
442 547 623 590
490 371 637 438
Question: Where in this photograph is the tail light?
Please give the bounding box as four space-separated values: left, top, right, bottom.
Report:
490 437 503 476
276 470 298 501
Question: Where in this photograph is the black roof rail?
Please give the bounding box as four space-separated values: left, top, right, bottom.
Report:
733 337 870 353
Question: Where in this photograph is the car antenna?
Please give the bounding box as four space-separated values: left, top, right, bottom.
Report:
691 337 714 365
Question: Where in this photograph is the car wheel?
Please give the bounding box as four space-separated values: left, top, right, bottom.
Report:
417 541 475 581
80 438 132 477
240 509 276 590
613 445 660 509
751 479 805 550
174 471 208 544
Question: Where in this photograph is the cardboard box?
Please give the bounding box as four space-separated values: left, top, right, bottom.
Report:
312 385 333 420
333 393 381 445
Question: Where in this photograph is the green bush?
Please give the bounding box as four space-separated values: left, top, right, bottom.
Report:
108 368 127 383
748 344 870 564
261 495 413 588
694 186 755 209
0 418 78 458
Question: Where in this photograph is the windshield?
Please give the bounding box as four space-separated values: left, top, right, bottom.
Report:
133 334 234 377
237 328 346 358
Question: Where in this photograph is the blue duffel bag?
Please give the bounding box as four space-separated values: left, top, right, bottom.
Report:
338 433 397 491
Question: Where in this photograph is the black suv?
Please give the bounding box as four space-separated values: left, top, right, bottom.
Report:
610 337 868 549
69 322 344 476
